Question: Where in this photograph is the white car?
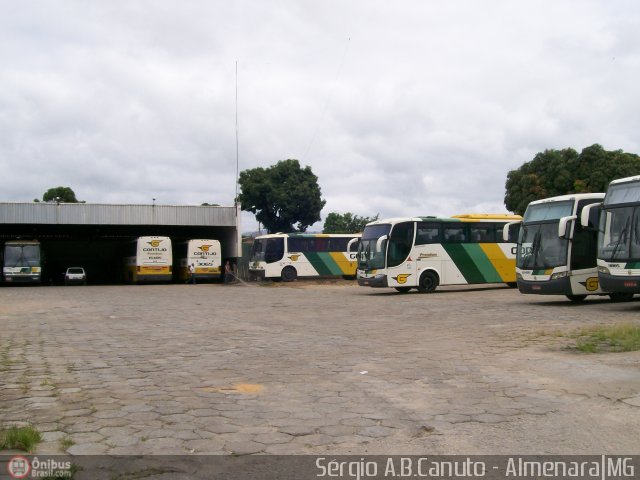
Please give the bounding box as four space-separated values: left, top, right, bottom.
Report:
64 267 87 285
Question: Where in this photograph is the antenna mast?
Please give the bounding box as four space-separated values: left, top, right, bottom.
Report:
234 61 239 205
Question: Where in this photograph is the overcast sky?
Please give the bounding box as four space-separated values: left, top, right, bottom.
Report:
2 1 640 231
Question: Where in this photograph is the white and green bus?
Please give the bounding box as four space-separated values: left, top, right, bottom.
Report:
249 233 360 282
595 175 640 298
123 236 173 283
357 214 521 293
509 193 615 302
2 240 42 284
175 239 222 283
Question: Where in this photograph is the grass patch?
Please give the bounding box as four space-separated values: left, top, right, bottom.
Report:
60 435 74 451
575 323 640 353
0 341 12 371
0 425 42 452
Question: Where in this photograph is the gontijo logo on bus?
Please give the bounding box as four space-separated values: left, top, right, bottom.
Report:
144 239 167 251
195 245 217 256
581 277 599 292
393 274 411 284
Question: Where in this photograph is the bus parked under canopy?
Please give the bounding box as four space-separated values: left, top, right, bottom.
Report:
2 240 42 284
123 236 172 283
175 239 221 283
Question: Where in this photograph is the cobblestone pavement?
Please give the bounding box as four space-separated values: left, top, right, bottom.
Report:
1 282 639 455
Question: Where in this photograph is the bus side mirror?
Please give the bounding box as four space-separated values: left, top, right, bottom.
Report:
580 202 602 229
347 238 358 253
376 235 388 253
502 221 521 242
558 215 576 239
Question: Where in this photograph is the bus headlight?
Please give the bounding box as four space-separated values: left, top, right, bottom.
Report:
516 273 523 281
597 266 610 275
550 271 568 280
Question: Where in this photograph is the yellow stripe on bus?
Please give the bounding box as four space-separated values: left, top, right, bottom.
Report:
329 252 356 275
479 243 516 282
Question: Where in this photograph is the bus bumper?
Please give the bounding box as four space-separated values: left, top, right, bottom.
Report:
4 275 40 283
517 277 571 295
599 273 640 293
357 274 388 288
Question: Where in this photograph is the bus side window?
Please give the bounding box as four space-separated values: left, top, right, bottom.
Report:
315 238 329 252
265 238 284 263
416 223 440 245
469 223 495 242
330 238 349 251
444 225 467 243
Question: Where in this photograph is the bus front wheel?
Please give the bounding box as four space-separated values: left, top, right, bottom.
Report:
417 271 439 293
281 266 298 282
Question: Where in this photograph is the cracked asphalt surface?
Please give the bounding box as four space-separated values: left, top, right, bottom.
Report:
1 282 639 455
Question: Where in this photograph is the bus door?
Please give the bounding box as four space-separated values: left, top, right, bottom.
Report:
568 200 603 295
414 222 443 285
386 222 416 287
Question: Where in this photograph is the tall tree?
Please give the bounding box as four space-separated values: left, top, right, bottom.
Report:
505 144 640 215
323 212 378 233
42 186 80 203
238 159 326 233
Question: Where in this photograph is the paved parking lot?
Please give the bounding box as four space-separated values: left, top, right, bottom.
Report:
1 282 639 455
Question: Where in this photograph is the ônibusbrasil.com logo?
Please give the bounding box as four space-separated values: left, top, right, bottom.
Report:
7 456 72 478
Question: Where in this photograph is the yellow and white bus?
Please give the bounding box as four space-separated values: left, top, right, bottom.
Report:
124 236 172 283
357 214 521 293
176 239 222 282
249 233 360 282
510 193 613 302
595 175 640 298
2 240 42 284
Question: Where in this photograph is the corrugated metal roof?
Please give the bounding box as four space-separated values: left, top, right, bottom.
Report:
0 203 238 226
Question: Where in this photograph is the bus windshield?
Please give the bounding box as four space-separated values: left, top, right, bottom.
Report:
250 237 284 264
523 200 573 222
599 205 640 261
357 224 391 270
4 245 40 267
517 223 569 269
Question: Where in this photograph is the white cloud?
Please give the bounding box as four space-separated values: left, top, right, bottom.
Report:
1 0 640 231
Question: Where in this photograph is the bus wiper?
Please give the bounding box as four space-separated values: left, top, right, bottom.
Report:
8 251 25 268
524 230 541 268
610 217 630 260
365 245 371 269
363 244 371 270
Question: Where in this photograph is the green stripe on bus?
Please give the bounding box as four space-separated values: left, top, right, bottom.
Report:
305 252 343 276
442 244 487 284
462 244 503 283
625 262 640 269
442 244 504 284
